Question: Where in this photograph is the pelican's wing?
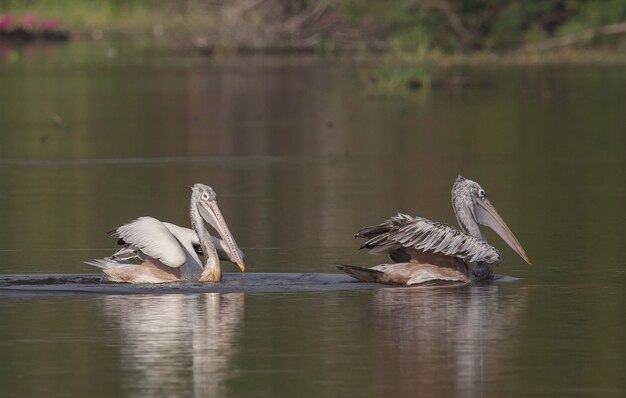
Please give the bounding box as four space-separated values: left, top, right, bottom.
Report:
109 217 187 268
356 213 501 264
161 222 245 263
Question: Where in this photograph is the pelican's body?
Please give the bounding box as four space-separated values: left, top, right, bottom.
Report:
107 220 244 271
86 184 245 284
337 176 531 285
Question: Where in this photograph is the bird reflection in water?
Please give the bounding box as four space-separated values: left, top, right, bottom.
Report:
103 293 244 397
369 285 528 397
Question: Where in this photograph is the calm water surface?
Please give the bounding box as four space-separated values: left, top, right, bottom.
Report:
0 44 624 397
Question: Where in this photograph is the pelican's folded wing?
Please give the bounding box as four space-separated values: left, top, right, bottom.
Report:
109 216 187 268
356 213 501 264
161 222 245 263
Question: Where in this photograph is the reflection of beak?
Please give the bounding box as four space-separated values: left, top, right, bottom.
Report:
475 199 532 265
198 201 246 272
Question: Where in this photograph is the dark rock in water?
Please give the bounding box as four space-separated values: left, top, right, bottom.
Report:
406 78 424 91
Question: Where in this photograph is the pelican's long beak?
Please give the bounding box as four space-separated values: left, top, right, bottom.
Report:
475 198 532 265
198 201 246 272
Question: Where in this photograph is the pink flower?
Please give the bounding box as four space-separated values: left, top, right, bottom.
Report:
22 14 36 30
40 19 60 31
0 15 14 30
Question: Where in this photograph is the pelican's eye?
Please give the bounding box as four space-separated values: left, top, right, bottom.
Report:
201 192 210 201
478 189 486 198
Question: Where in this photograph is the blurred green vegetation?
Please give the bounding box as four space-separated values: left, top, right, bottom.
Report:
1 1 625 52
339 0 626 51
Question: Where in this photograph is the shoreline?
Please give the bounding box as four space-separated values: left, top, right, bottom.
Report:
1 2 625 67
2 35 625 68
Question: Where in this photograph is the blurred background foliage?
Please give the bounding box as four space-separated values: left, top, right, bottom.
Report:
1 0 626 52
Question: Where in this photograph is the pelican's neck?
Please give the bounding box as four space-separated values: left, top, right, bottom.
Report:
452 188 484 241
190 203 221 282
453 181 495 279
456 209 484 240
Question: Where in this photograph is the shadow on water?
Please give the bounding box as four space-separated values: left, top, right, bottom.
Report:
0 272 383 294
0 272 518 295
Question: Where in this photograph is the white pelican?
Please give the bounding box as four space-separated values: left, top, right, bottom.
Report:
107 222 244 267
86 184 245 283
337 176 531 285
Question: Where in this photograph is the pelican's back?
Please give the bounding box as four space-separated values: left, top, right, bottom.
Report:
356 213 501 265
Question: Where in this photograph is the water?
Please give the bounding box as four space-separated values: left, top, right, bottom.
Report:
0 44 624 397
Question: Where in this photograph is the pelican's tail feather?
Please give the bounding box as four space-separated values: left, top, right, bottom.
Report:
355 223 392 239
85 257 130 269
336 264 385 283
110 247 138 261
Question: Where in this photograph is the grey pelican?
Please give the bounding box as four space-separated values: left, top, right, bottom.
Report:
337 176 531 285
86 184 245 283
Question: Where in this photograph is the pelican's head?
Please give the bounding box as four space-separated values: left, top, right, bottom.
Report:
452 176 531 265
192 184 246 272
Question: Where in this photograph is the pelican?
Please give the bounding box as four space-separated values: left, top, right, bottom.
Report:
337 176 531 285
107 222 244 266
86 184 245 283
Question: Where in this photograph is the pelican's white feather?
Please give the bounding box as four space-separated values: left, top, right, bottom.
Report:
111 216 187 268
85 257 131 269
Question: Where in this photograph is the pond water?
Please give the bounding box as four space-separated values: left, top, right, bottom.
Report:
0 43 624 397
